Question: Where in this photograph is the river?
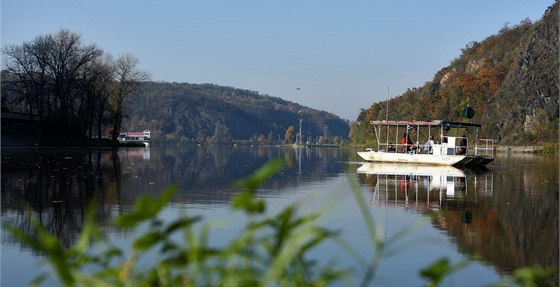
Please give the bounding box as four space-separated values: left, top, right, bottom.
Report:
1 145 558 286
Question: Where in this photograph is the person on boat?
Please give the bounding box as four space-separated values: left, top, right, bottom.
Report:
401 133 416 154
457 135 467 155
423 136 434 153
401 133 410 152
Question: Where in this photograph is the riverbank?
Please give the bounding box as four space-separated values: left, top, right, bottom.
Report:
495 144 559 154
2 131 556 153
1 131 145 148
495 145 544 153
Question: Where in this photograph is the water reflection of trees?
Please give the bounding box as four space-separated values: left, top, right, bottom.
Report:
357 161 558 282
1 149 120 249
116 145 352 205
2 145 353 250
487 155 559 282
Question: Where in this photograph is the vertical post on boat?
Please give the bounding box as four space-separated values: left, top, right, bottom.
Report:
396 125 399 153
386 86 389 121
373 124 380 151
385 124 389 152
386 87 390 152
416 124 420 150
428 123 431 145
475 127 479 156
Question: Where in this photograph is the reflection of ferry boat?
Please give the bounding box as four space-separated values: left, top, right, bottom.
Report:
357 120 494 167
118 130 151 147
118 147 151 160
357 162 464 178
356 163 486 209
357 163 466 197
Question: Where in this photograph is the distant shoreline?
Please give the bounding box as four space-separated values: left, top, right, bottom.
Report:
1 131 556 153
494 145 546 153
0 132 145 148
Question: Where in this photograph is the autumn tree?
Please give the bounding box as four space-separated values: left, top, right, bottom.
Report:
257 134 266 144
207 121 232 144
284 126 295 143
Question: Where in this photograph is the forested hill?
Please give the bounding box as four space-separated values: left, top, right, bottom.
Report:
351 1 558 145
124 82 349 144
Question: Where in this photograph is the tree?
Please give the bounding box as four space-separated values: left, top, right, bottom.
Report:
108 54 150 142
78 54 115 140
284 126 295 143
207 122 232 144
257 134 266 144
2 29 104 143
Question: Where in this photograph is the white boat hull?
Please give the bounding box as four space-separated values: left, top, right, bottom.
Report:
357 151 493 167
357 151 464 166
119 139 150 147
357 162 465 177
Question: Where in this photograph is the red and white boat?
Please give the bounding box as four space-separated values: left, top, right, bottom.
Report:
118 130 151 147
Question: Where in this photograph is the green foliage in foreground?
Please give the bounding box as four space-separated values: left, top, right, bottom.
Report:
4 160 555 286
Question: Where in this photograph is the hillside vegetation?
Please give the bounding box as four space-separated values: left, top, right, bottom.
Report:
351 2 558 145
1 31 348 146
124 82 349 144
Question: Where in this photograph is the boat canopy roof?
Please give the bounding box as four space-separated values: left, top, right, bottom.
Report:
369 120 481 128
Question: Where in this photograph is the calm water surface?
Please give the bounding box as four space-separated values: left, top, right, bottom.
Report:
1 145 558 286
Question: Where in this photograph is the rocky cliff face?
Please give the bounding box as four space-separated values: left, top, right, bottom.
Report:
486 2 558 143
353 2 557 145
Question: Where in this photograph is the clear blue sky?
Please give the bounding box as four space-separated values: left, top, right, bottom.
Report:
2 1 555 120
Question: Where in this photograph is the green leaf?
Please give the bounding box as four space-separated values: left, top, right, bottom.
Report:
133 231 163 251
165 216 200 235
232 191 252 209
234 159 285 191
28 273 49 287
74 201 100 253
232 160 284 214
420 257 471 287
114 211 151 228
420 258 451 287
115 185 178 228
232 191 266 214
513 266 555 287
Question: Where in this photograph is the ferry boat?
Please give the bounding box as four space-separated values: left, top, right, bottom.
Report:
357 120 494 167
118 130 151 147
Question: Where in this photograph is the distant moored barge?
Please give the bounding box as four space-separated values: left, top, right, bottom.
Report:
118 130 151 147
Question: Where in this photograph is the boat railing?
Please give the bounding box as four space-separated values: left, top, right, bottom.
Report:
373 137 494 158
472 139 494 158
372 143 398 153
375 142 424 154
